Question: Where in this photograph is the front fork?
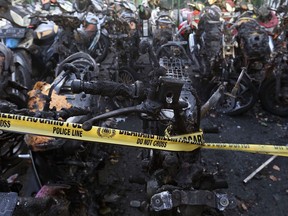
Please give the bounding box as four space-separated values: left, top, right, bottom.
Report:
230 67 247 97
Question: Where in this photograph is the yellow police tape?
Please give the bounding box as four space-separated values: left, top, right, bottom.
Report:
0 113 287 157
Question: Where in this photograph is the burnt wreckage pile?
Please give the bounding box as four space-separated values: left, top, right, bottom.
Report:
0 1 287 216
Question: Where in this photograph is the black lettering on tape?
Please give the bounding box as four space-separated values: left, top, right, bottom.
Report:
39 119 64 126
197 135 203 144
0 120 11 128
2 114 22 120
143 139 152 145
26 117 38 122
219 143 227 148
52 127 71 136
72 123 82 129
274 145 284 150
137 138 143 144
176 134 204 145
0 113 6 118
153 140 167 148
120 130 154 139
71 129 82 137
0 113 22 120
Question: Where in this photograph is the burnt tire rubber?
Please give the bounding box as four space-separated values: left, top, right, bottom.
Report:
213 76 258 116
259 77 288 117
8 51 33 108
14 50 33 89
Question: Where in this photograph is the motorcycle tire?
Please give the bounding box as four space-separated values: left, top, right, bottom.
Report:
90 34 109 63
259 77 288 117
213 76 258 116
13 50 33 89
8 50 33 108
0 132 27 175
112 67 136 108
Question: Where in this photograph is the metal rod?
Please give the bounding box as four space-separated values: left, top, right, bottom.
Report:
243 155 277 184
18 154 31 159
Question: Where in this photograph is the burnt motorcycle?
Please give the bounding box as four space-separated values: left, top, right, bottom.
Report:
0 1 79 85
194 5 223 77
0 4 33 90
208 17 260 115
0 42 29 110
69 40 234 216
197 15 272 116
0 52 102 215
259 49 288 117
74 0 110 63
99 1 141 85
31 11 108 82
216 16 277 116
258 13 288 117
149 0 178 51
0 43 31 210
0 42 233 215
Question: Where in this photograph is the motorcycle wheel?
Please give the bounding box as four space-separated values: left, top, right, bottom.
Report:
90 35 109 63
8 51 33 108
13 50 33 89
259 77 288 117
112 67 136 108
0 133 26 174
213 76 258 116
118 67 136 84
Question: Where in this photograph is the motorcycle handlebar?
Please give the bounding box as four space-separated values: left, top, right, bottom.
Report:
70 79 152 131
71 79 143 99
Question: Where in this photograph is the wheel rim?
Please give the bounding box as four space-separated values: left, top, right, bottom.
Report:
216 79 256 114
12 65 27 87
113 69 135 108
118 70 135 84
